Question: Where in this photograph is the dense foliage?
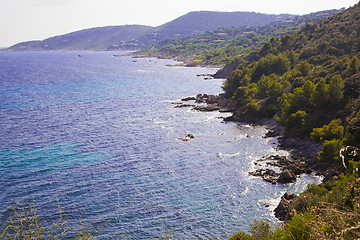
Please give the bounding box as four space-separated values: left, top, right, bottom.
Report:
139 10 340 66
229 169 360 239
225 3 360 239
223 2 360 168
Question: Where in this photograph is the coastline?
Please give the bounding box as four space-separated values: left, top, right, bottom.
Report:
178 93 322 177
117 51 225 68
176 93 325 221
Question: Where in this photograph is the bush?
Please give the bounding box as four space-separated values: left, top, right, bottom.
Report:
244 101 261 116
318 139 343 167
228 231 252 240
284 110 313 135
285 213 316 240
250 220 271 240
310 119 344 142
0 198 106 240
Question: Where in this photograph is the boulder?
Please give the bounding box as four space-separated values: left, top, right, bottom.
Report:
274 192 298 221
277 169 296 183
288 164 303 175
249 169 279 184
181 97 196 101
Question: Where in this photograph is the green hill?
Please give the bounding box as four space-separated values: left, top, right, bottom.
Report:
223 2 360 238
6 25 153 51
5 11 294 51
137 11 293 45
139 9 341 67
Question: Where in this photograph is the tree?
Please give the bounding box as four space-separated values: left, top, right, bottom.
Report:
310 119 344 142
297 61 312 76
328 75 345 106
348 56 359 75
312 79 329 108
284 110 313 135
318 139 343 167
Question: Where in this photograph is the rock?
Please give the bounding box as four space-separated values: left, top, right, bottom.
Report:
288 164 303 175
177 134 195 142
189 94 236 112
193 105 220 112
274 199 289 221
322 169 343 183
186 134 194 139
174 104 195 108
249 169 279 184
274 192 298 221
181 97 196 101
277 169 296 184
283 192 298 201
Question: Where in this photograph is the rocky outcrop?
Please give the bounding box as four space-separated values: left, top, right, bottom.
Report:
174 94 236 113
249 155 310 184
175 94 321 184
177 134 195 142
274 192 298 221
193 94 236 112
249 169 279 184
277 169 297 184
278 135 322 172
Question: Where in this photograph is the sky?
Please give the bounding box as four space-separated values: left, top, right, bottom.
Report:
0 0 358 47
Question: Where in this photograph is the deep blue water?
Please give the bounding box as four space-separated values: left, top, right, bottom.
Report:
0 51 320 239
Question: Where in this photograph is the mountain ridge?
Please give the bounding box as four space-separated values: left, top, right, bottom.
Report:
5 11 295 51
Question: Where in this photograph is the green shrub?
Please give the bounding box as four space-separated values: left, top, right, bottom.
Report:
285 213 316 240
228 231 252 240
244 101 261 116
310 119 344 142
284 110 313 135
347 56 359 75
318 139 344 167
250 220 271 240
0 198 106 240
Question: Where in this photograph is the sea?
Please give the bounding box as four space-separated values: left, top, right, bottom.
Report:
0 51 321 239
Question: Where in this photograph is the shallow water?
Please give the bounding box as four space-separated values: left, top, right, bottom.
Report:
0 51 321 239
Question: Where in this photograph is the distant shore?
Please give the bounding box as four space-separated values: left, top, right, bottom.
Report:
115 51 224 68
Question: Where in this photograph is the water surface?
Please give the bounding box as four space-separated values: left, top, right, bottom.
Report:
0 51 320 239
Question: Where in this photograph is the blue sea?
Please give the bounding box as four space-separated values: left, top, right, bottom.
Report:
0 51 321 239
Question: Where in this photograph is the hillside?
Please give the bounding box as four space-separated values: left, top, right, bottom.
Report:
139 9 340 67
6 25 153 51
219 3 360 237
5 11 294 51
221 2 360 156
137 11 293 45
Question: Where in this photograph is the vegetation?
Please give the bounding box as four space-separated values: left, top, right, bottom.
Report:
222 2 360 239
139 9 340 66
4 2 360 240
0 198 106 239
222 1 360 167
229 169 360 239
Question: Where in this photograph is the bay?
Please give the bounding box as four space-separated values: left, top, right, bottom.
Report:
0 51 320 239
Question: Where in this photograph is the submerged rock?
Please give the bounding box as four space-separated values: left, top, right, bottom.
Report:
177 134 195 142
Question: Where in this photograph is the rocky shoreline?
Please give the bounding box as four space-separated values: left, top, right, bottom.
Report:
175 93 322 181
174 93 327 221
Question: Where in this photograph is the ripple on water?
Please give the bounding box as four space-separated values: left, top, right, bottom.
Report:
0 51 322 239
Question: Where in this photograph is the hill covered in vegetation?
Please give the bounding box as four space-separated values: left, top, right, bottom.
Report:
6 25 153 51
5 11 291 51
139 9 341 67
222 2 360 238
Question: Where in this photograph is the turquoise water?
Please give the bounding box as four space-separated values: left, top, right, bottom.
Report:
0 51 320 239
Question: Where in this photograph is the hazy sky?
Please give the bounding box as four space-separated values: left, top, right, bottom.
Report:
0 0 358 47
